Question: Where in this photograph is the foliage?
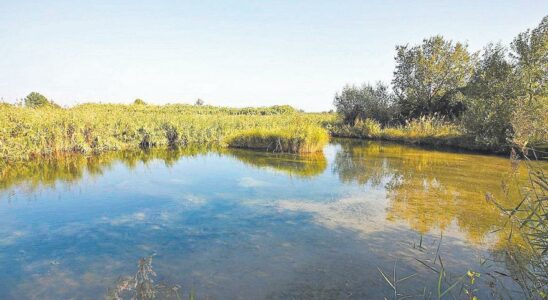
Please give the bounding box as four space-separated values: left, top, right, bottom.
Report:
333 82 395 125
330 116 463 148
392 36 476 119
511 16 547 102
0 103 333 162
194 98 204 106
332 16 547 153
510 16 548 150
133 98 146 105
226 121 329 153
24 92 57 108
461 43 517 150
486 149 547 298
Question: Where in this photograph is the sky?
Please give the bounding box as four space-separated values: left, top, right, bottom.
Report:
0 1 546 111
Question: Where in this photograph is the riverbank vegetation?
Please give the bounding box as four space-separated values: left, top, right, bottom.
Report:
333 16 547 153
1 16 545 162
0 102 334 163
225 123 329 153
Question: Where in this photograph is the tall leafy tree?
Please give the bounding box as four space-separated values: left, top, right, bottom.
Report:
510 16 547 148
462 43 517 148
512 16 547 101
392 36 476 119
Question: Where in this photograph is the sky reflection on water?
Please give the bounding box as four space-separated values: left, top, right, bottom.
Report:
0 140 533 299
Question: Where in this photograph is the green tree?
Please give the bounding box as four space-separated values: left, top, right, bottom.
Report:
510 16 547 149
133 98 146 105
392 36 476 119
195 98 204 106
24 92 50 108
334 82 395 125
462 43 517 149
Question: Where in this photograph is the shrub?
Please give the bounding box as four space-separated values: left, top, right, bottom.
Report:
334 82 395 126
24 92 58 108
133 99 146 105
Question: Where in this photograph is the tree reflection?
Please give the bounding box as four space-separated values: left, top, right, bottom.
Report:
332 139 528 246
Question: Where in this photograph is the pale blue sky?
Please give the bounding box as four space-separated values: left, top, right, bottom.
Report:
1 1 546 111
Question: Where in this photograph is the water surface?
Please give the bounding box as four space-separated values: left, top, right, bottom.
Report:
0 140 534 299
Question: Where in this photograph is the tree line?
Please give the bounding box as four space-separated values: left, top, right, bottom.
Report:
334 16 547 150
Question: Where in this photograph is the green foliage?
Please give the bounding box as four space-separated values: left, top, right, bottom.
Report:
133 98 146 105
333 82 395 125
226 121 329 153
511 16 547 102
333 16 547 153
24 92 56 108
510 16 548 150
393 36 476 119
0 103 334 162
486 150 548 298
462 43 517 150
330 116 463 148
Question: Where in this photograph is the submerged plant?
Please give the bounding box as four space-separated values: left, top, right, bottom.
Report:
106 255 192 300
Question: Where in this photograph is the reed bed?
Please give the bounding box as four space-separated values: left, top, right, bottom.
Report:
328 116 482 151
225 123 329 153
0 104 334 162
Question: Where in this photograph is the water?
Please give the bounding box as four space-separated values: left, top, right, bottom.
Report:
0 139 535 299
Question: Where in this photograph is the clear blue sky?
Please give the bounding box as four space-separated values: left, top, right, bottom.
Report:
1 1 546 111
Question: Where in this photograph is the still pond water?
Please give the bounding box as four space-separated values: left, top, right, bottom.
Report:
0 139 534 299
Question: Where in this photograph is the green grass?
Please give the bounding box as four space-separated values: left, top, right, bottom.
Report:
225 123 329 153
327 116 497 152
0 103 334 162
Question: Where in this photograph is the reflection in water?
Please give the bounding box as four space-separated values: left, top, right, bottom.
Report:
333 140 526 246
0 140 543 299
0 147 210 193
107 256 183 300
0 147 328 195
223 148 327 178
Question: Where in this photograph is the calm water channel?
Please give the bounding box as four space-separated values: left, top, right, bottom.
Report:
0 139 536 299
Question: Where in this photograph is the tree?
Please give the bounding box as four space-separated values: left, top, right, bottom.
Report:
510 16 548 148
462 43 517 148
133 98 146 105
195 98 204 106
334 82 395 125
392 36 476 119
24 92 50 108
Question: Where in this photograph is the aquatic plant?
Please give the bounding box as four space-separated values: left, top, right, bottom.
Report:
107 256 195 300
485 148 547 298
329 116 469 150
225 122 329 153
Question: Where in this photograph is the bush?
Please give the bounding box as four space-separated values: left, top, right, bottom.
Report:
24 92 58 108
333 82 395 126
133 99 146 105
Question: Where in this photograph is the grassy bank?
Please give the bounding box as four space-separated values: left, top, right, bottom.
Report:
327 116 513 153
0 103 334 163
225 123 329 153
